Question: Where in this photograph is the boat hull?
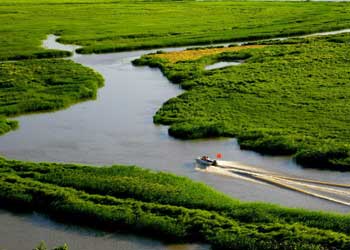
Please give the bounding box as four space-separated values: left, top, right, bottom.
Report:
196 158 216 166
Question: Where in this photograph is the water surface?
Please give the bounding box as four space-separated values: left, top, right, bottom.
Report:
0 209 207 250
205 61 242 70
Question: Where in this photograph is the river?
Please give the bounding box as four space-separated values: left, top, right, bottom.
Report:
1 30 350 249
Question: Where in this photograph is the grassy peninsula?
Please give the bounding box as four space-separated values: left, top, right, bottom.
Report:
0 59 103 136
1 157 350 250
133 33 350 170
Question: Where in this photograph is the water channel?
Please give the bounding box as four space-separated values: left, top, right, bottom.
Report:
1 30 350 249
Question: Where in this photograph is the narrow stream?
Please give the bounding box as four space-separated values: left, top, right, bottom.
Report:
205 61 243 70
1 30 350 249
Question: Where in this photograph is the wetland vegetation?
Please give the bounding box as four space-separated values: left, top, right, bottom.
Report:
1 157 350 250
1 0 350 248
134 33 350 170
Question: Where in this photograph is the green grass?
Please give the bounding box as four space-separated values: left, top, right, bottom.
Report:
1 157 350 250
0 59 104 135
0 119 18 136
1 0 350 60
33 241 68 250
133 33 350 170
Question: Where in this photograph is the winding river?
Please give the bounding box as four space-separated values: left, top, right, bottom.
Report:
1 30 350 249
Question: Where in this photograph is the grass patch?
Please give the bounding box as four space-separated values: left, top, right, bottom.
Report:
1 157 350 249
153 45 265 63
133 33 350 170
0 59 104 135
33 241 68 250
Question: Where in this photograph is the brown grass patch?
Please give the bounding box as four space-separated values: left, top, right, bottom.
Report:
153 45 265 63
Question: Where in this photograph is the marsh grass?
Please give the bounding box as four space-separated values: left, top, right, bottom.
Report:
1 1 350 59
1 157 350 249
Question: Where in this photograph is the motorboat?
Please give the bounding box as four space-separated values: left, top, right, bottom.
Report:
196 156 217 167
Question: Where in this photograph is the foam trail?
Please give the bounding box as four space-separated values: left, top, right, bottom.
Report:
273 177 350 197
196 160 350 207
196 165 267 185
259 175 350 207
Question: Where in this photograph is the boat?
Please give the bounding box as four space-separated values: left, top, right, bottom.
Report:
196 156 217 167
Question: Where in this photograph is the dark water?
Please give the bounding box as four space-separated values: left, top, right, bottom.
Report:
0 209 207 250
1 33 350 249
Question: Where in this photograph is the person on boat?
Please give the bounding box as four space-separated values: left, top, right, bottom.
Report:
201 155 209 161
